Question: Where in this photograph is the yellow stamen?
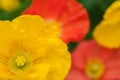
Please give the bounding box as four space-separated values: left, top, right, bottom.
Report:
85 60 104 79
15 56 26 67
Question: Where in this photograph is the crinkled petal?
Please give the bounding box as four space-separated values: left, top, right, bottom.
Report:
102 68 120 80
60 0 89 43
80 40 113 61
0 21 16 57
22 0 89 43
23 38 71 80
0 63 17 80
25 63 50 80
105 49 120 68
12 15 60 39
41 38 71 80
102 49 120 80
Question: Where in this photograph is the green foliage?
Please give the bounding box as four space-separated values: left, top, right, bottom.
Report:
68 42 77 52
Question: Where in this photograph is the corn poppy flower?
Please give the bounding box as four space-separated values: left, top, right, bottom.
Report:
22 0 90 43
66 40 120 80
0 15 71 80
93 0 120 49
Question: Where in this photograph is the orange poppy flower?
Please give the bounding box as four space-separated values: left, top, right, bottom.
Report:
22 0 90 43
66 40 120 80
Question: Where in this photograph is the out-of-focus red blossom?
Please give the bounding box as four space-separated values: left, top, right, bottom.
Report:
65 40 120 80
22 0 90 43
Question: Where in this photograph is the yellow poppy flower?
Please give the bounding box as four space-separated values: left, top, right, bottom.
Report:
0 15 71 80
93 0 120 49
0 0 20 12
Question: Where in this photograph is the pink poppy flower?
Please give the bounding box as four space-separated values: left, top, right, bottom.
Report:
66 40 120 80
22 0 90 43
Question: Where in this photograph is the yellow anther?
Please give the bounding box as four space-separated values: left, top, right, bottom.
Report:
15 56 26 67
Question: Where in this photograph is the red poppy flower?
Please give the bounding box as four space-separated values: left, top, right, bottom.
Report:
22 0 90 43
65 40 120 80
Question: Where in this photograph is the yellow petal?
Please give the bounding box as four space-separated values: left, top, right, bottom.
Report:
93 1 120 49
25 63 50 80
32 38 71 80
103 0 120 20
0 0 20 12
0 15 70 80
12 15 46 38
0 21 14 57
41 20 61 38
12 15 60 39
0 63 16 80
41 38 71 80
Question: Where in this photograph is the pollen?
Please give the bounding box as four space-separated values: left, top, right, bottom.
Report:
15 56 26 67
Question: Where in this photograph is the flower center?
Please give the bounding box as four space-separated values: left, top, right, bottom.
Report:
85 60 104 79
15 56 26 67
8 50 33 75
